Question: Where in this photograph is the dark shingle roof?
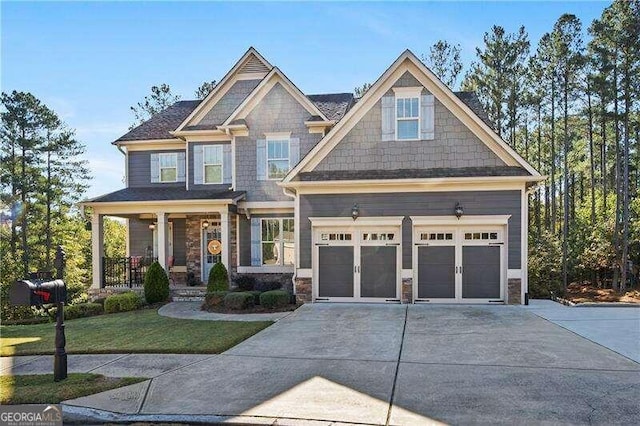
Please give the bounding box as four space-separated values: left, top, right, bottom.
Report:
307 93 355 122
296 166 529 181
116 101 201 142
113 91 488 143
89 187 245 203
454 91 493 129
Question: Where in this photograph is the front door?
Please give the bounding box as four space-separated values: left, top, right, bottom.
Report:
202 226 222 281
315 227 401 302
414 227 505 303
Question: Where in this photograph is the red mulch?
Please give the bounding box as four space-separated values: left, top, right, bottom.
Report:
565 283 640 304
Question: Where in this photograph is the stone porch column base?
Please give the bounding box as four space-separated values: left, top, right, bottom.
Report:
508 278 522 304
294 277 312 303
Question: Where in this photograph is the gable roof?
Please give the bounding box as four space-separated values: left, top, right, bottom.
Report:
221 67 330 126
282 50 541 183
307 93 355 122
115 100 200 143
174 47 273 133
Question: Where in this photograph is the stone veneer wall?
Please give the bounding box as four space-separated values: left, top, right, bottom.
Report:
294 277 312 303
185 214 238 284
402 278 413 304
508 278 522 305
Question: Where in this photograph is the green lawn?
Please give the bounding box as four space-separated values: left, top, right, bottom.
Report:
0 309 272 356
0 373 145 404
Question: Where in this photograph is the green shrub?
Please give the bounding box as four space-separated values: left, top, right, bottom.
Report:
144 261 170 304
234 275 256 291
64 302 103 320
207 262 229 292
259 290 290 309
104 292 142 314
249 290 262 306
529 232 563 298
203 291 228 309
223 292 254 310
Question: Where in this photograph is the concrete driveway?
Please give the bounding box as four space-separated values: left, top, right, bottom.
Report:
63 303 640 425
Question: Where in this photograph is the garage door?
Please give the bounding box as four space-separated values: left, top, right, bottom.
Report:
414 227 504 303
315 228 401 302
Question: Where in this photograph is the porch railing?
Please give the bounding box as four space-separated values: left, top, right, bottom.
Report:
101 256 157 288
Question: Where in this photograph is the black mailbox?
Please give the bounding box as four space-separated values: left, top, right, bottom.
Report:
10 279 66 306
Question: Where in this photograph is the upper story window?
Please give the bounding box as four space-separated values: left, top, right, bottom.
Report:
203 145 223 184
396 96 420 140
267 138 290 179
159 153 178 182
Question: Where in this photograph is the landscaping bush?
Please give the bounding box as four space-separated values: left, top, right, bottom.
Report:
255 280 282 292
223 292 254 310
104 292 142 314
144 261 170 304
249 290 262 306
234 274 256 291
64 302 103 320
203 291 228 309
259 290 290 309
207 262 229 292
186 272 200 287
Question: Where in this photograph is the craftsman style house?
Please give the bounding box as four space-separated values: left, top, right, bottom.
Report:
83 48 543 304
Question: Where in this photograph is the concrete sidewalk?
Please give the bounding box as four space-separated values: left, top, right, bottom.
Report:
158 301 294 322
525 299 640 362
56 303 640 425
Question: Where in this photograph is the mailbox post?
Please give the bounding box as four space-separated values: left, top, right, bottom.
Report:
9 245 68 381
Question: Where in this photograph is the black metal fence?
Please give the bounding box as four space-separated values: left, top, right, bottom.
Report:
102 257 157 288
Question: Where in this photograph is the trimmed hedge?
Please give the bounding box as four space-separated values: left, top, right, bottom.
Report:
144 261 170 304
248 290 262 306
208 262 229 292
64 302 103 320
223 292 254 310
255 281 282 293
104 292 142 314
203 291 228 309
259 290 290 309
234 275 256 291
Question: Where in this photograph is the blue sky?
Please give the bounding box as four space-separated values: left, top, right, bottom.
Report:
2 1 608 198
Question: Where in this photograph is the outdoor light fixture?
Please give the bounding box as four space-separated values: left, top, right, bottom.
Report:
351 204 360 220
148 223 156 231
202 220 210 229
454 202 464 219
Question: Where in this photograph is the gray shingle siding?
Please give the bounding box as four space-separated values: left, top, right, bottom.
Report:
314 72 504 172
128 150 184 188
188 141 233 191
236 82 322 201
299 191 521 270
172 218 186 265
197 79 262 126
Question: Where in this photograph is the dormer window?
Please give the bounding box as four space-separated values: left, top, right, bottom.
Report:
159 153 178 182
394 87 421 140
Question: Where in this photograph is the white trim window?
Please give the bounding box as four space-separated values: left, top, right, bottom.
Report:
203 145 223 184
159 153 178 182
396 96 420 140
261 218 294 265
267 138 290 179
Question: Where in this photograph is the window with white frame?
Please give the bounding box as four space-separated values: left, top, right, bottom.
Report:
396 96 420 140
261 218 294 266
203 145 223 184
159 153 177 182
267 139 290 179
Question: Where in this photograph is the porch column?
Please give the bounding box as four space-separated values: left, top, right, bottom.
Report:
157 212 167 270
221 209 230 272
91 212 104 289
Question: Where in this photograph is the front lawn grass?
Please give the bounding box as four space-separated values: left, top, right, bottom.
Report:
0 309 272 356
0 373 145 404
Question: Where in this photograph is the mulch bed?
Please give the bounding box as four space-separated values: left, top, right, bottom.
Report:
565 283 640 304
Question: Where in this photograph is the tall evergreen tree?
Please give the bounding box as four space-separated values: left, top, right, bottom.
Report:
130 84 181 129
422 40 463 88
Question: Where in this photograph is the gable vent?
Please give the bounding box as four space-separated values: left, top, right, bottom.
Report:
239 55 270 75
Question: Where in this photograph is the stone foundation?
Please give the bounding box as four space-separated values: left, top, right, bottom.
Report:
402 278 413 304
169 271 187 286
294 277 312 303
508 278 522 305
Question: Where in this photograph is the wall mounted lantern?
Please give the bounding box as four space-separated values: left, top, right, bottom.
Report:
202 219 210 229
351 204 360 220
148 223 156 231
454 202 464 219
